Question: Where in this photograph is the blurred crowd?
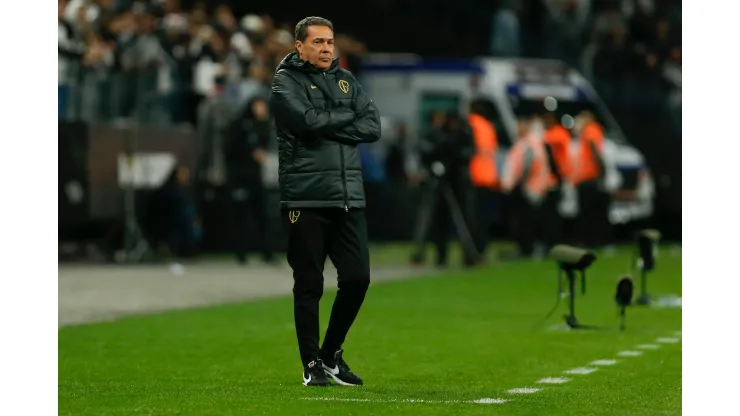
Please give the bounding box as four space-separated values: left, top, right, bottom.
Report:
586 0 681 127
59 0 680 130
58 0 366 126
492 0 681 131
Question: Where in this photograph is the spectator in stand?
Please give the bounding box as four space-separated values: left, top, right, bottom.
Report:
592 23 634 105
490 0 521 57
543 0 591 68
589 1 626 44
59 0 85 119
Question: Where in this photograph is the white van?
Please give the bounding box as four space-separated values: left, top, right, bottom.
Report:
361 55 654 223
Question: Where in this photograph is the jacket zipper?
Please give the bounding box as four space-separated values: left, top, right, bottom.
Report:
323 72 349 212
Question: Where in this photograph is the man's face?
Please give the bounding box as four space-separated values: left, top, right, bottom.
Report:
296 25 334 70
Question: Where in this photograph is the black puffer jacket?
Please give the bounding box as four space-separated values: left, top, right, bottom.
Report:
270 52 381 210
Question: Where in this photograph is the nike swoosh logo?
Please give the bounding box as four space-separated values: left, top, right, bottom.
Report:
303 374 312 384
310 85 317 89
323 364 340 375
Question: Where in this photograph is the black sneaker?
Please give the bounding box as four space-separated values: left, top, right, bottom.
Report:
302 359 331 387
322 350 364 386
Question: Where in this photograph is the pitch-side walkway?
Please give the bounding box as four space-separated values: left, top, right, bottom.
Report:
59 261 441 328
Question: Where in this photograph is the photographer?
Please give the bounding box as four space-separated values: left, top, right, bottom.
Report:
411 110 478 267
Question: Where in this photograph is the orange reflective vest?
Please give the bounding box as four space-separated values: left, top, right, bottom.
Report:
468 114 499 188
544 125 573 186
502 134 551 202
574 122 605 184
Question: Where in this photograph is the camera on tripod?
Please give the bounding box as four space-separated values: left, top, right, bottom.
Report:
410 110 482 265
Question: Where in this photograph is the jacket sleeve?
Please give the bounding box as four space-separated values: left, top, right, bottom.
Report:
270 70 356 138
327 80 382 144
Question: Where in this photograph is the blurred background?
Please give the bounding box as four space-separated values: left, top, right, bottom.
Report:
58 0 681 266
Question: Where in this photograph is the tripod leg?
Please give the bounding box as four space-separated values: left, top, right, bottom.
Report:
565 269 578 328
558 269 563 296
581 270 587 295
637 267 651 305
131 239 151 262
411 178 439 260
441 181 481 263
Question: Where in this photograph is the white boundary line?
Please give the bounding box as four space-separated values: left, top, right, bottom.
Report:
537 377 570 384
304 329 682 406
590 359 618 366
500 329 682 401
507 388 542 394
636 344 661 350
301 397 507 405
564 367 598 375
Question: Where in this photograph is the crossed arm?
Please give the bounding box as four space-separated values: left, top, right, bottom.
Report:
270 70 381 145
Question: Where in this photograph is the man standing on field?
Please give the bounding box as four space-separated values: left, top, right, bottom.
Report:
270 16 381 387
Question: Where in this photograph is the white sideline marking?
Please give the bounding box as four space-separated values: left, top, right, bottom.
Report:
564 367 597 375
656 337 680 344
302 397 507 405
636 344 661 350
674 331 682 336
507 388 541 394
590 359 618 366
617 350 643 357
474 398 508 404
537 377 570 384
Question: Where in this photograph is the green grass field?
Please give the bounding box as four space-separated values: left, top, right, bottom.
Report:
59 246 682 415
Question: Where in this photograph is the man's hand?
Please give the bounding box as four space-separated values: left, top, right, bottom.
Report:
327 98 381 145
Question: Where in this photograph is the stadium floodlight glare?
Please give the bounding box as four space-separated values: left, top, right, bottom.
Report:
548 245 598 329
615 275 634 331
633 229 661 306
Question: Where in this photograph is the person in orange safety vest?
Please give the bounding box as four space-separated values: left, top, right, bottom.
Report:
541 111 573 250
467 100 500 258
501 116 553 258
572 110 610 249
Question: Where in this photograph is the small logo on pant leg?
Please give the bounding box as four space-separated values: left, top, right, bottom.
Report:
289 210 301 223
